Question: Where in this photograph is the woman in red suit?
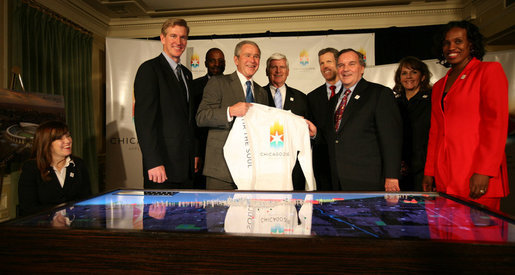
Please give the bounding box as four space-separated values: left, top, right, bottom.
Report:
422 21 509 210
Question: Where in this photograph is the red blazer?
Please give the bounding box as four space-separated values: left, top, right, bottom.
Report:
424 58 509 198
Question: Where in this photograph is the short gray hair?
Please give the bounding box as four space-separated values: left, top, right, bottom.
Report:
266 53 289 75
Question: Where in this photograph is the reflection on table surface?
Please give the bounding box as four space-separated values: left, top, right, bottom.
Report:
9 190 512 243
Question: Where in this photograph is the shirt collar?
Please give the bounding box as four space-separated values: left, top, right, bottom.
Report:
162 51 180 70
52 156 74 171
236 70 252 88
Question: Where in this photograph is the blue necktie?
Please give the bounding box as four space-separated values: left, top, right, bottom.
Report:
245 80 254 103
274 87 282 109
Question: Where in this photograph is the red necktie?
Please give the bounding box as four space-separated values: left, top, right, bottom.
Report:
334 89 352 131
329 85 336 99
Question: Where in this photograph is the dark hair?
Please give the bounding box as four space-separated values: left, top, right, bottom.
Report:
337 48 366 67
161 18 190 36
32 120 70 181
205 48 224 60
318 48 339 60
393 56 432 94
435 20 485 67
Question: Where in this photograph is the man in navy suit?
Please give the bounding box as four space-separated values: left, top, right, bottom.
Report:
307 48 341 190
324 48 402 191
263 53 309 190
134 18 199 189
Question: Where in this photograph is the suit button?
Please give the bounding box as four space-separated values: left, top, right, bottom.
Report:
335 140 339 144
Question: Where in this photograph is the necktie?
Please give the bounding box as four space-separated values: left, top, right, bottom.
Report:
176 65 188 101
274 87 282 109
245 80 254 103
334 89 352 131
329 85 336 99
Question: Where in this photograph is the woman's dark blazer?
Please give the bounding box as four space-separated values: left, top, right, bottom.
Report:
18 157 91 216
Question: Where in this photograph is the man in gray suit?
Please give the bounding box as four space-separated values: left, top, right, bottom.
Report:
196 40 269 190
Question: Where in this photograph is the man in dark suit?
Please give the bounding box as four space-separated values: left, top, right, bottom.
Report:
191 48 226 189
323 48 402 191
134 18 198 189
263 52 309 190
307 48 341 190
196 40 269 190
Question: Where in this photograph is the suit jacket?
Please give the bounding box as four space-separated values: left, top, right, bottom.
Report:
307 84 333 190
324 78 402 191
264 83 309 190
264 84 309 117
134 53 198 184
425 58 509 199
196 71 269 183
192 74 211 161
18 157 91 216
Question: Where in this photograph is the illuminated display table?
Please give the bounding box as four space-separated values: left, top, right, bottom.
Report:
1 190 514 273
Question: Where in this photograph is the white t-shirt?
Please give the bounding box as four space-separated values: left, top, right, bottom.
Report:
223 103 316 191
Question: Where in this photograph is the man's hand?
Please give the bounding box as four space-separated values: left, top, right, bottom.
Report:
469 173 490 199
422 175 435 192
385 178 400 192
149 202 166 220
148 165 167 183
229 102 252 117
305 119 317 137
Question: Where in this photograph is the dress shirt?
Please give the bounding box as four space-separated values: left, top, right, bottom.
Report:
269 84 286 108
334 80 359 112
52 156 74 187
227 71 256 122
161 51 189 97
326 80 342 100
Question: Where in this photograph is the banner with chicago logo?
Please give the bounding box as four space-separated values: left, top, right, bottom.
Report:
186 33 375 94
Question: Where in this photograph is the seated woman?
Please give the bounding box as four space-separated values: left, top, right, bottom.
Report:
18 121 91 216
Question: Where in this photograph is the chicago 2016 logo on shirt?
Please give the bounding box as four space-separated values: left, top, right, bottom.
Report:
190 53 199 68
270 121 284 149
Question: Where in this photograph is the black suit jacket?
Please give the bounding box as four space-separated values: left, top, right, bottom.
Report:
324 78 402 191
18 157 91 216
264 83 309 190
264 84 309 117
134 53 198 185
307 84 333 190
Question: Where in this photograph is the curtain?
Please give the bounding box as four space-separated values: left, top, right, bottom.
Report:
10 0 99 193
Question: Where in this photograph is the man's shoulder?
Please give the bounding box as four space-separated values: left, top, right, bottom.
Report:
359 79 391 93
307 84 326 98
287 85 307 98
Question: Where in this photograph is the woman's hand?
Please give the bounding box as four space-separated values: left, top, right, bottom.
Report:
469 173 490 199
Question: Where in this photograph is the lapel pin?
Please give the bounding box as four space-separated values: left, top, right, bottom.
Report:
290 97 294 101
354 95 360 100
70 172 74 178
461 74 466 79
422 95 428 98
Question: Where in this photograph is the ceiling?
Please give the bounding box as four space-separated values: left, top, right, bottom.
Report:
79 0 431 18
34 0 514 45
